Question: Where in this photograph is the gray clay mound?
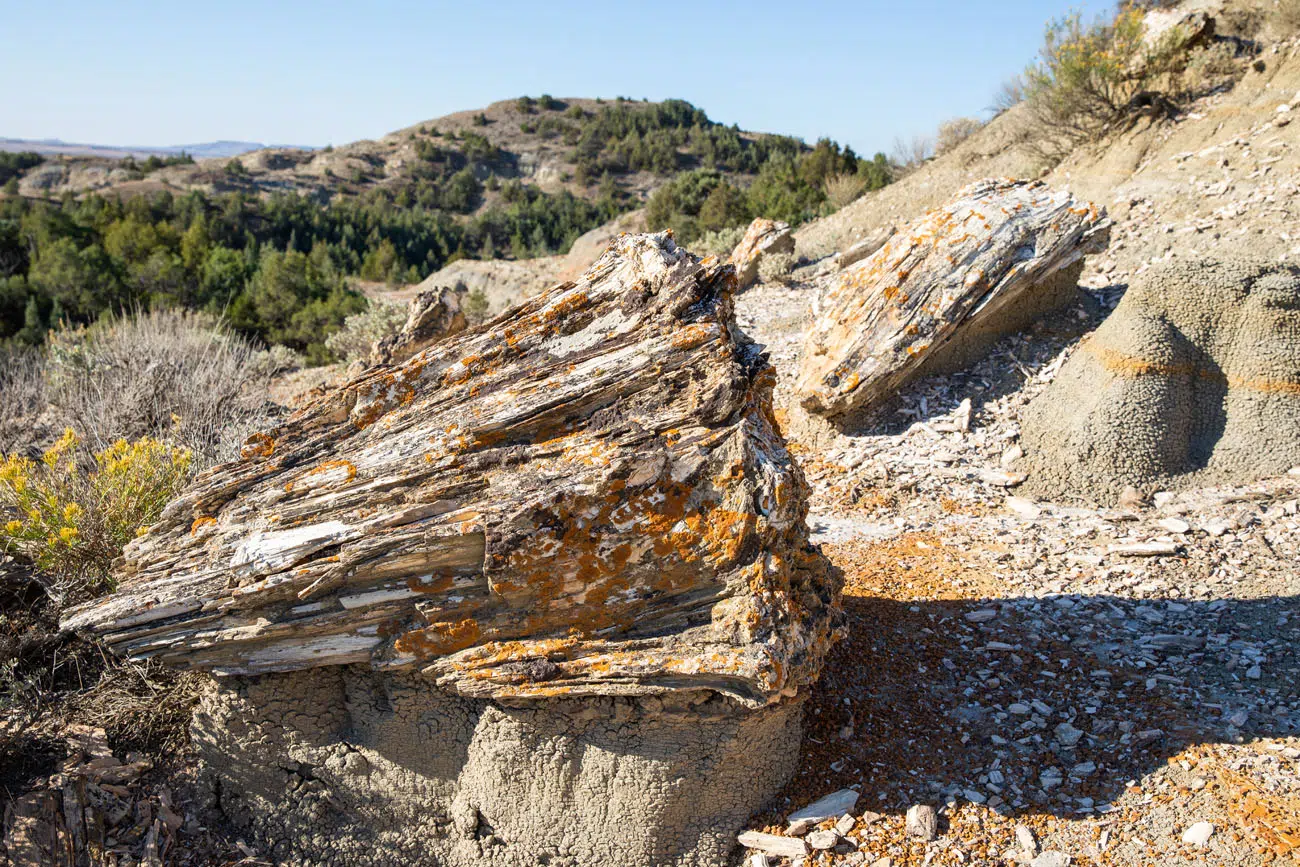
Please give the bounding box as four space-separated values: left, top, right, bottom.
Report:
1022 258 1300 505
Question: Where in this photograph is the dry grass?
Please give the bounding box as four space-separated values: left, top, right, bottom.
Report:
823 173 867 210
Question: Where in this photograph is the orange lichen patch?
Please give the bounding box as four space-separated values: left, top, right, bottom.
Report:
541 290 590 324
1089 344 1300 394
190 516 216 536
240 431 275 459
670 322 717 351
395 618 482 656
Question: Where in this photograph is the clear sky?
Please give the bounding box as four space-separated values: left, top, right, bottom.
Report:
1 0 1112 156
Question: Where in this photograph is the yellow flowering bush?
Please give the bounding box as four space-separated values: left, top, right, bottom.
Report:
1023 3 1200 162
0 429 191 598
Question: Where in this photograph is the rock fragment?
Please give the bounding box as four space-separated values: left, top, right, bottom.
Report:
788 788 860 824
729 218 795 290
1182 821 1214 846
738 830 810 859
905 804 938 841
369 284 468 365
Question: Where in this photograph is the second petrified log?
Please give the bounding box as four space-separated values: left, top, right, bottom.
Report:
63 231 839 708
796 178 1110 420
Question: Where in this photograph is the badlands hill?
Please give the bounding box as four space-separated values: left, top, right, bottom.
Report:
13 96 838 209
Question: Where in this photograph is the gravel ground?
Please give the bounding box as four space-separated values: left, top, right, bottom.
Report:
733 269 1300 867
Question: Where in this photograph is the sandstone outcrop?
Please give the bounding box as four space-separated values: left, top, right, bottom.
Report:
729 218 795 290
1022 259 1300 504
60 232 840 866
796 178 1110 422
370 284 468 365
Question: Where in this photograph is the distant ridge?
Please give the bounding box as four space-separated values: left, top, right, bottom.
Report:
0 138 316 160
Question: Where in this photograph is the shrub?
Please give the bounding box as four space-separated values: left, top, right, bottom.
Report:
890 134 934 172
1184 42 1240 87
471 112 489 127
464 287 490 325
0 346 47 454
758 252 797 285
991 74 1028 114
823 173 867 210
0 429 192 600
935 117 984 154
1022 4 1198 162
44 309 276 466
324 299 408 364
692 225 746 258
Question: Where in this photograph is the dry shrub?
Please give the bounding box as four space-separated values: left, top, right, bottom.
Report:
991 74 1028 114
890 134 934 173
324 298 407 364
0 345 47 454
758 251 797 285
44 308 276 466
935 117 985 155
692 225 746 258
823 173 867 210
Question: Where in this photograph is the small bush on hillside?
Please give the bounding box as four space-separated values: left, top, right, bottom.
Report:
0 429 192 601
935 117 985 154
324 300 407 364
823 173 867 210
1184 42 1240 87
1022 4 1200 162
992 74 1028 114
472 112 489 127
758 252 797 285
692 225 746 258
45 309 275 466
890 134 934 173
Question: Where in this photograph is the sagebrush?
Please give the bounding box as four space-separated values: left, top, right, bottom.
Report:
44 308 277 465
325 299 408 364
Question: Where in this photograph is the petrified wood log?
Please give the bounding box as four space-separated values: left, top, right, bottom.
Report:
63 232 839 709
729 218 795 290
370 284 468 366
796 178 1110 421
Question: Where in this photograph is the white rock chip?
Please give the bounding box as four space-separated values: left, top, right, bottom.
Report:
738 831 809 859
788 788 860 824
905 804 938 841
1182 822 1214 846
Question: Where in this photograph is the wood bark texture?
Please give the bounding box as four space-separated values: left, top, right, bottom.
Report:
63 232 840 708
796 178 1110 419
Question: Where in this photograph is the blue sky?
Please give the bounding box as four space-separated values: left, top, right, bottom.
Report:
2 0 1111 155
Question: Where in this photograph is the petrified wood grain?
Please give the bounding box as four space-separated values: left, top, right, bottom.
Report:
370 285 468 366
63 232 839 708
729 218 795 290
796 178 1110 420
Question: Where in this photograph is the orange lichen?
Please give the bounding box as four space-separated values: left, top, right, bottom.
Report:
240 431 275 459
190 516 216 535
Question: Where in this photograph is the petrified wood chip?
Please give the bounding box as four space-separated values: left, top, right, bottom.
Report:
796 178 1110 420
62 232 840 708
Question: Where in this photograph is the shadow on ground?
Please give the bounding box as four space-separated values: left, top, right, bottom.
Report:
784 587 1298 820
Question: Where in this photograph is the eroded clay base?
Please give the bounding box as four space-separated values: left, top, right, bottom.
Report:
193 667 802 867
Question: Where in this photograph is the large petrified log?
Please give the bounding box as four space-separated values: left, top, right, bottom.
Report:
796 178 1110 421
63 231 839 709
1022 258 1300 505
62 232 838 867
